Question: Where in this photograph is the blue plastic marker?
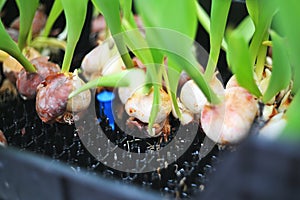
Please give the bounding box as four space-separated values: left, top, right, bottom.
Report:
96 90 115 130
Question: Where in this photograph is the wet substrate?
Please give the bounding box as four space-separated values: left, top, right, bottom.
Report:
0 96 225 199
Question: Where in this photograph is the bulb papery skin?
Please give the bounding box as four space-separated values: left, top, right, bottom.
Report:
180 80 207 114
125 88 172 124
3 47 41 83
201 87 258 145
81 40 124 81
66 74 91 113
118 87 134 105
36 73 71 123
225 75 239 89
36 73 90 124
16 56 60 99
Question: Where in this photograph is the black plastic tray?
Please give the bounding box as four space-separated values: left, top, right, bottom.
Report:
202 137 300 200
0 146 160 200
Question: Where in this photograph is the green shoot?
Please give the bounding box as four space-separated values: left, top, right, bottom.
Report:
166 58 182 119
15 0 39 51
232 16 255 43
226 16 255 68
262 31 291 103
227 30 262 97
120 0 132 22
204 0 231 81
60 0 88 73
41 0 63 37
194 0 228 51
162 60 182 119
254 32 269 80
246 0 277 79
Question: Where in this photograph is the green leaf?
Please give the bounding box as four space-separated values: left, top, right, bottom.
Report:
246 0 259 26
263 31 291 103
246 0 277 68
119 26 154 66
41 0 63 37
0 20 36 72
0 0 6 10
92 0 121 36
194 0 210 35
15 0 39 50
275 0 300 94
283 92 300 140
149 28 221 104
134 0 220 104
147 84 160 136
194 0 228 51
120 25 155 95
132 0 219 130
163 59 182 119
234 16 255 43
171 53 220 105
118 27 160 134
124 25 219 104
204 0 231 81
135 0 197 39
61 0 88 72
120 0 132 21
227 31 262 97
226 16 255 69
69 69 145 99
92 0 133 68
134 0 215 129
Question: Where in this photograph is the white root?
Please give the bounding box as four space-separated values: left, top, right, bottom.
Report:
201 87 258 145
125 88 172 124
81 40 124 81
